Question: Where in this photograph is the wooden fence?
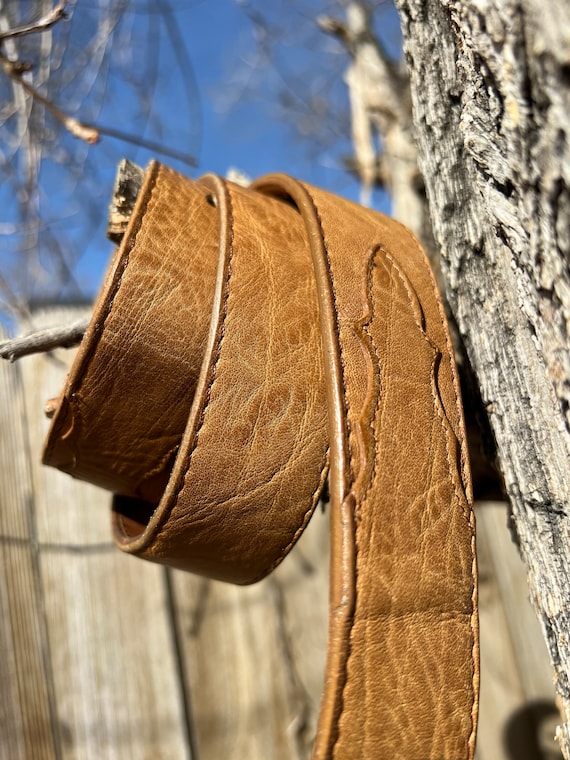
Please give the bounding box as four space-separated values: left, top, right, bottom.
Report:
0 307 562 759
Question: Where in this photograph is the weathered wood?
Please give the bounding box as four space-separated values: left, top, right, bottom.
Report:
0 319 88 361
476 502 562 759
170 508 329 760
0 326 58 760
394 0 570 752
106 159 145 243
2 308 193 759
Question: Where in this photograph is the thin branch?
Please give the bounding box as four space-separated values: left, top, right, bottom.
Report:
0 319 89 362
0 54 100 143
0 55 198 164
91 123 198 167
0 1 68 42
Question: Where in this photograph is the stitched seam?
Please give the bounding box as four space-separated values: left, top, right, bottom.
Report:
149 181 326 576
394 223 471 496
249 449 330 584
157 181 235 536
352 252 404 752
325 227 477 758
300 187 357 760
45 163 160 462
386 232 477 760
302 190 356 486
357 247 475 756
382 251 472 526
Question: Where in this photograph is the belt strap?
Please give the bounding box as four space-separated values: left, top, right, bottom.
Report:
43 161 479 759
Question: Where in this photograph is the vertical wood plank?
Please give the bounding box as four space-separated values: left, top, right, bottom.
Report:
476 512 532 760
6 307 192 760
171 506 330 760
476 502 562 760
480 503 559 700
0 326 58 760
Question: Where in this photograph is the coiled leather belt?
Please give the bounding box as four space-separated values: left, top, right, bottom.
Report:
44 161 479 759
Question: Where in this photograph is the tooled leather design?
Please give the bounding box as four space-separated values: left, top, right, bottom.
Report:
249 176 478 759
43 163 478 759
331 247 477 760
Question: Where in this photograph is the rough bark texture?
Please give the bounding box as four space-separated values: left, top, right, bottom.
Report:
106 158 145 243
0 319 88 360
393 0 570 752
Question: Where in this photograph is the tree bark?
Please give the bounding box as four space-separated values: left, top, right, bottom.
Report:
393 0 570 753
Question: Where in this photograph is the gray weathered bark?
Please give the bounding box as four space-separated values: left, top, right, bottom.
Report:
392 0 570 753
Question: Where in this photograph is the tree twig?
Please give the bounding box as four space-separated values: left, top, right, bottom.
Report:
0 53 99 143
0 55 198 163
0 319 89 362
0 1 68 42
92 124 197 167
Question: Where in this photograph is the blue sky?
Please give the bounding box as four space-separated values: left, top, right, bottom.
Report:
1 1 402 311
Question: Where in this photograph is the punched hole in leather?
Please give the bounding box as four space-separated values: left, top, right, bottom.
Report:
43 161 479 759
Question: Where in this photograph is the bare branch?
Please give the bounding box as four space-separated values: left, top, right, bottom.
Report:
0 54 100 144
0 1 68 42
92 124 197 167
2 55 199 160
0 319 88 362
316 15 349 42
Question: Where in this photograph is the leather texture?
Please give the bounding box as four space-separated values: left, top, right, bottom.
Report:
44 161 479 759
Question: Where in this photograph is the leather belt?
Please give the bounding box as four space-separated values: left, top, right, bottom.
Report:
43 161 479 759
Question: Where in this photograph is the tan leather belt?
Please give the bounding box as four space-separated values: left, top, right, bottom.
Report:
43 161 479 759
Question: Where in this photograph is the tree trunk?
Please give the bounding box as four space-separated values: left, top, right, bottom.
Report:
393 0 570 753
